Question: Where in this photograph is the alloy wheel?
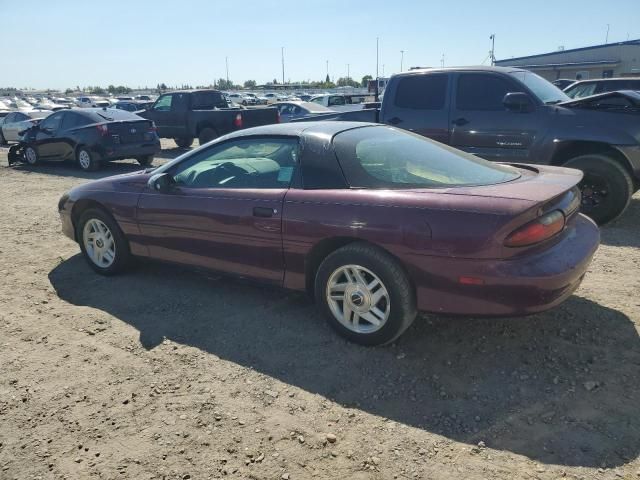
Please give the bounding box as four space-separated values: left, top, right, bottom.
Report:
78 150 91 170
82 219 116 268
25 147 37 165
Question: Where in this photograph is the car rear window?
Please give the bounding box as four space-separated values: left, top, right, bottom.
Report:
333 126 520 189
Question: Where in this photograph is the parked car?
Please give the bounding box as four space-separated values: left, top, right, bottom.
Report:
227 93 256 106
244 93 268 105
114 100 153 112
263 92 287 104
0 110 52 144
75 96 110 108
309 94 365 111
273 101 336 122
563 77 640 98
13 108 160 171
295 67 640 225
135 95 155 101
57 122 599 346
138 89 279 147
33 100 69 111
552 79 576 90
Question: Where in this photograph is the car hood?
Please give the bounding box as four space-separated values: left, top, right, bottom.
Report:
558 90 640 112
70 169 154 196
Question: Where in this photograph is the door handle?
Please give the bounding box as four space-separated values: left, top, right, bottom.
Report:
452 117 469 126
388 116 403 125
253 206 275 218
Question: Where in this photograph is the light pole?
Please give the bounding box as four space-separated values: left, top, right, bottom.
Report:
281 47 285 85
605 24 610 43
225 56 229 85
347 63 350 81
326 59 329 80
400 50 404 72
489 34 495 65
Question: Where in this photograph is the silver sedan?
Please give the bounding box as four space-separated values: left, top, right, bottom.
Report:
0 110 52 144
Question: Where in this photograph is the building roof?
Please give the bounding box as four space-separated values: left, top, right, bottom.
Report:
496 39 640 64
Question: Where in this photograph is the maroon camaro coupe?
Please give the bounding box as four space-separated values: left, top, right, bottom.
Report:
58 122 600 345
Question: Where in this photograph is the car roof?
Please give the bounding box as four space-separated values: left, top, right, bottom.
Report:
398 65 527 75
223 121 377 140
568 77 640 85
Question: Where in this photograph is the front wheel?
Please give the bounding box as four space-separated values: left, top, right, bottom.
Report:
315 242 417 346
136 155 154 167
174 137 194 149
24 146 39 165
76 147 100 171
77 209 130 275
564 154 633 225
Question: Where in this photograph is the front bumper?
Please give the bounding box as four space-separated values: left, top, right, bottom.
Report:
408 214 600 316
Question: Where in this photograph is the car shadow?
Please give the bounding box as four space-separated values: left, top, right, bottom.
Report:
48 255 640 468
599 196 640 248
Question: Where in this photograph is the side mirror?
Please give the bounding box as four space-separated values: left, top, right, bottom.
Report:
148 172 175 193
503 92 534 112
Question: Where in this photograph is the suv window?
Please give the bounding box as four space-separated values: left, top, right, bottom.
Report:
153 94 172 111
394 74 448 110
172 138 299 189
456 74 513 111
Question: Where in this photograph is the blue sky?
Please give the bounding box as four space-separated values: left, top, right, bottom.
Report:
3 0 639 89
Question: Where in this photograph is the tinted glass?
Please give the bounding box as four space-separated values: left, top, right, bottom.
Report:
456 74 513 110
565 82 597 98
172 138 299 189
508 71 569 104
328 96 345 106
334 126 520 189
192 91 225 109
4 113 16 123
14 113 29 122
394 74 448 109
62 112 91 129
40 112 64 131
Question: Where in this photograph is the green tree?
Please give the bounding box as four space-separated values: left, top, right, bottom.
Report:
244 80 257 88
361 75 373 88
336 77 360 87
216 78 234 90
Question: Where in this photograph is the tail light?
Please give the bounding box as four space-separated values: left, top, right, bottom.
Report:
504 210 565 247
96 124 109 136
148 121 157 133
234 113 243 128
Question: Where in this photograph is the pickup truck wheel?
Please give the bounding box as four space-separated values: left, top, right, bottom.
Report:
136 155 154 167
198 127 218 145
77 147 100 171
77 208 131 275
174 137 193 148
564 154 633 225
315 242 417 346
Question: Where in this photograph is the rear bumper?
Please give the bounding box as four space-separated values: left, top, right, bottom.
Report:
97 140 161 160
408 214 600 316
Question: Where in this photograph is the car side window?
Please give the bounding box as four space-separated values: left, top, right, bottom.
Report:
39 112 64 132
394 74 448 110
456 74 513 111
172 138 299 189
329 96 345 106
153 94 172 111
62 112 89 130
4 113 15 124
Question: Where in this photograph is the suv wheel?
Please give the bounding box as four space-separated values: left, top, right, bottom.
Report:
174 137 194 148
136 155 154 167
564 154 633 225
315 242 417 346
198 127 218 145
77 147 100 171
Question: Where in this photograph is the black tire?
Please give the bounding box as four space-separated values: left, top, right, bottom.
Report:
76 208 130 275
24 146 39 165
315 242 417 346
198 127 218 145
76 147 100 171
564 154 633 225
174 137 194 148
136 155 154 167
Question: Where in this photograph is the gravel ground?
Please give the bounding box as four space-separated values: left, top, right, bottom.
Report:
0 140 639 480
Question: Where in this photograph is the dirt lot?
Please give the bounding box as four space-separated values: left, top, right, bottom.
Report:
0 141 639 480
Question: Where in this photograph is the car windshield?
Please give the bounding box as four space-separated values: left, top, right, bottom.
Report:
509 71 570 104
334 126 521 189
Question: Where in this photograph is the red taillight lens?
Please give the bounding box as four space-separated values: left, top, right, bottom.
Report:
234 113 243 128
505 210 565 247
148 121 157 133
96 124 108 136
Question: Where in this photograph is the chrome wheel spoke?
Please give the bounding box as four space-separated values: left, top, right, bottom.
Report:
83 218 116 268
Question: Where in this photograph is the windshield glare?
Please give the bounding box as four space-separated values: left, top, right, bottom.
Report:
334 126 521 189
509 71 570 104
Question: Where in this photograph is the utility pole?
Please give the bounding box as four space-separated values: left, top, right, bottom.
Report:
489 34 495 65
347 63 350 80
605 24 610 43
225 56 229 85
326 59 329 78
400 50 404 72
375 37 380 101
382 64 385 76
281 47 285 85
441 53 445 67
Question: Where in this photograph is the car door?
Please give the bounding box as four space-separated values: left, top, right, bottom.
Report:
381 73 451 144
449 72 544 162
2 113 19 141
33 111 66 159
136 136 299 284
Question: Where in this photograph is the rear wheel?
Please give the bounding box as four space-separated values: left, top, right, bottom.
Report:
198 127 217 145
76 208 130 275
174 137 194 148
315 242 417 346
76 147 100 171
24 146 39 165
564 154 633 225
136 155 154 167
